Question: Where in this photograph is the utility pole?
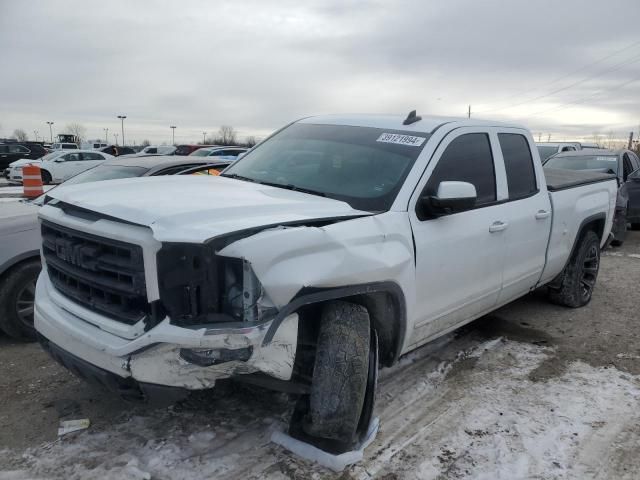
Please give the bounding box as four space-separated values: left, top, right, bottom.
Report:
46 121 54 143
114 133 119 146
467 105 471 118
202 132 206 144
547 133 551 142
538 133 542 142
33 130 38 142
117 115 126 146
628 131 634 150
170 125 176 145
104 128 109 144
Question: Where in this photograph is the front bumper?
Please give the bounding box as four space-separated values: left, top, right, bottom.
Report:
35 272 298 390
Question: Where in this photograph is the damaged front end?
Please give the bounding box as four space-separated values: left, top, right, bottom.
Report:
146 236 298 387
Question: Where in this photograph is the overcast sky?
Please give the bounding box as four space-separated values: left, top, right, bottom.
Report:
1 0 639 145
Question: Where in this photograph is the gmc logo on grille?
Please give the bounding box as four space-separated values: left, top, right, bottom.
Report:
55 239 83 267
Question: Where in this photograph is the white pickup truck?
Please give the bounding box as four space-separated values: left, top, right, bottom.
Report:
34 113 616 453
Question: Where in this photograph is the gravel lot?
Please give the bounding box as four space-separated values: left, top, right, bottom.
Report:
1 232 639 479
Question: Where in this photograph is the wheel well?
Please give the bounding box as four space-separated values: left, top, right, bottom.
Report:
0 254 41 281
295 289 405 368
578 216 605 247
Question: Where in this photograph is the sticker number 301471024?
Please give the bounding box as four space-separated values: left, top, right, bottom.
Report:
376 133 426 147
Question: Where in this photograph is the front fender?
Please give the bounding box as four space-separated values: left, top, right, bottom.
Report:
217 212 415 308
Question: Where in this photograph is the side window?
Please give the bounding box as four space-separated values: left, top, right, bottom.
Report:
623 154 634 180
210 150 225 156
82 152 102 160
65 153 81 162
630 152 640 171
498 133 537 200
9 145 29 153
426 133 496 206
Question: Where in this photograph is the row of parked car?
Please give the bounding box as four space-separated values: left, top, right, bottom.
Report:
535 141 640 246
2 143 248 185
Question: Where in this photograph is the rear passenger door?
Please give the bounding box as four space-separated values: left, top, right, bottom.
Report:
408 129 510 346
496 130 552 303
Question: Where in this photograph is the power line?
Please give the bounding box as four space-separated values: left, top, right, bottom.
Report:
478 41 640 114
527 73 640 118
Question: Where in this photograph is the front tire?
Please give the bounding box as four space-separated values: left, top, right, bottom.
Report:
41 170 52 185
0 259 41 341
548 230 600 308
303 300 371 451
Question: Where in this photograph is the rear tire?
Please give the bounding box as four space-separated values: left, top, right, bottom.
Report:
302 300 370 452
631 223 640 231
41 170 52 185
0 259 41 341
548 230 600 308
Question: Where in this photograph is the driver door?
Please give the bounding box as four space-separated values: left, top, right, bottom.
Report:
52 152 83 182
407 128 509 347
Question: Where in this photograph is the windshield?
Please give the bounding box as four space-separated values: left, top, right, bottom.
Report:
545 154 619 174
189 148 214 157
62 165 148 186
537 145 559 161
222 123 429 211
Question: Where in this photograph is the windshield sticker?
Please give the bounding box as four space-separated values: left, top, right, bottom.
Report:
596 156 617 162
376 133 426 147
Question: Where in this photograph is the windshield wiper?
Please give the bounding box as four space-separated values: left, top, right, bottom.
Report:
255 180 327 198
220 173 258 183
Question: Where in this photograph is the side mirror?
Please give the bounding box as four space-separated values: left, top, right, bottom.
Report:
417 181 477 219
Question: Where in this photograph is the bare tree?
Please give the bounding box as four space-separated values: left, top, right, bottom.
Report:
65 123 87 143
245 135 258 148
141 139 150 147
13 129 28 141
215 125 237 145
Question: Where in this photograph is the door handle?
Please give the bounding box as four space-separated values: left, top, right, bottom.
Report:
489 221 508 233
535 210 551 220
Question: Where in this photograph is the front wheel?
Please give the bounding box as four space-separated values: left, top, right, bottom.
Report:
41 170 52 185
548 230 600 308
302 300 371 452
0 259 41 341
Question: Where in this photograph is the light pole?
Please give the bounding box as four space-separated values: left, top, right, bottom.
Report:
103 128 109 144
117 115 126 146
46 121 54 143
202 131 206 144
114 133 119 146
170 125 176 145
33 130 39 142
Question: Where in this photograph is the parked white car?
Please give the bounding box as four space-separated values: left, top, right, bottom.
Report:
535 142 581 161
8 150 113 184
35 113 616 453
137 145 177 156
50 143 79 150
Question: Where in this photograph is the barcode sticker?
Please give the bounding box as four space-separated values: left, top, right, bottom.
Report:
376 133 426 147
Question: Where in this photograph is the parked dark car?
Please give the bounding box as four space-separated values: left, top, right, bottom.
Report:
544 148 640 246
0 155 231 342
174 144 219 156
100 145 136 156
0 142 47 170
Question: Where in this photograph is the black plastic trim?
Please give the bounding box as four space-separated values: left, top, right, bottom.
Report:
262 281 406 363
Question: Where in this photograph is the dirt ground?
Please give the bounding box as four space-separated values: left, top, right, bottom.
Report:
1 232 639 479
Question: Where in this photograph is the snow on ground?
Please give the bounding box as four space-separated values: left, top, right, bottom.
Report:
1 339 639 479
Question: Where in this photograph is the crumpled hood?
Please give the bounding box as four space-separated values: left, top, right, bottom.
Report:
46 176 371 242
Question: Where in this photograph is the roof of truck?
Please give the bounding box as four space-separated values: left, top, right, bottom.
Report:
298 114 526 134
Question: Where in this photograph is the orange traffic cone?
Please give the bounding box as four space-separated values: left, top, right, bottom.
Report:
23 164 44 198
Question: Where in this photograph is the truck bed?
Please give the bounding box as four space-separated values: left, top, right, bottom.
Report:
544 167 616 192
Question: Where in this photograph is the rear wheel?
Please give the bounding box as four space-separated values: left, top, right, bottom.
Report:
548 230 600 308
631 223 640 231
298 300 372 453
0 259 41 341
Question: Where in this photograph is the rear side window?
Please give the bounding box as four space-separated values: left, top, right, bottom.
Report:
426 133 496 206
499 133 538 200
